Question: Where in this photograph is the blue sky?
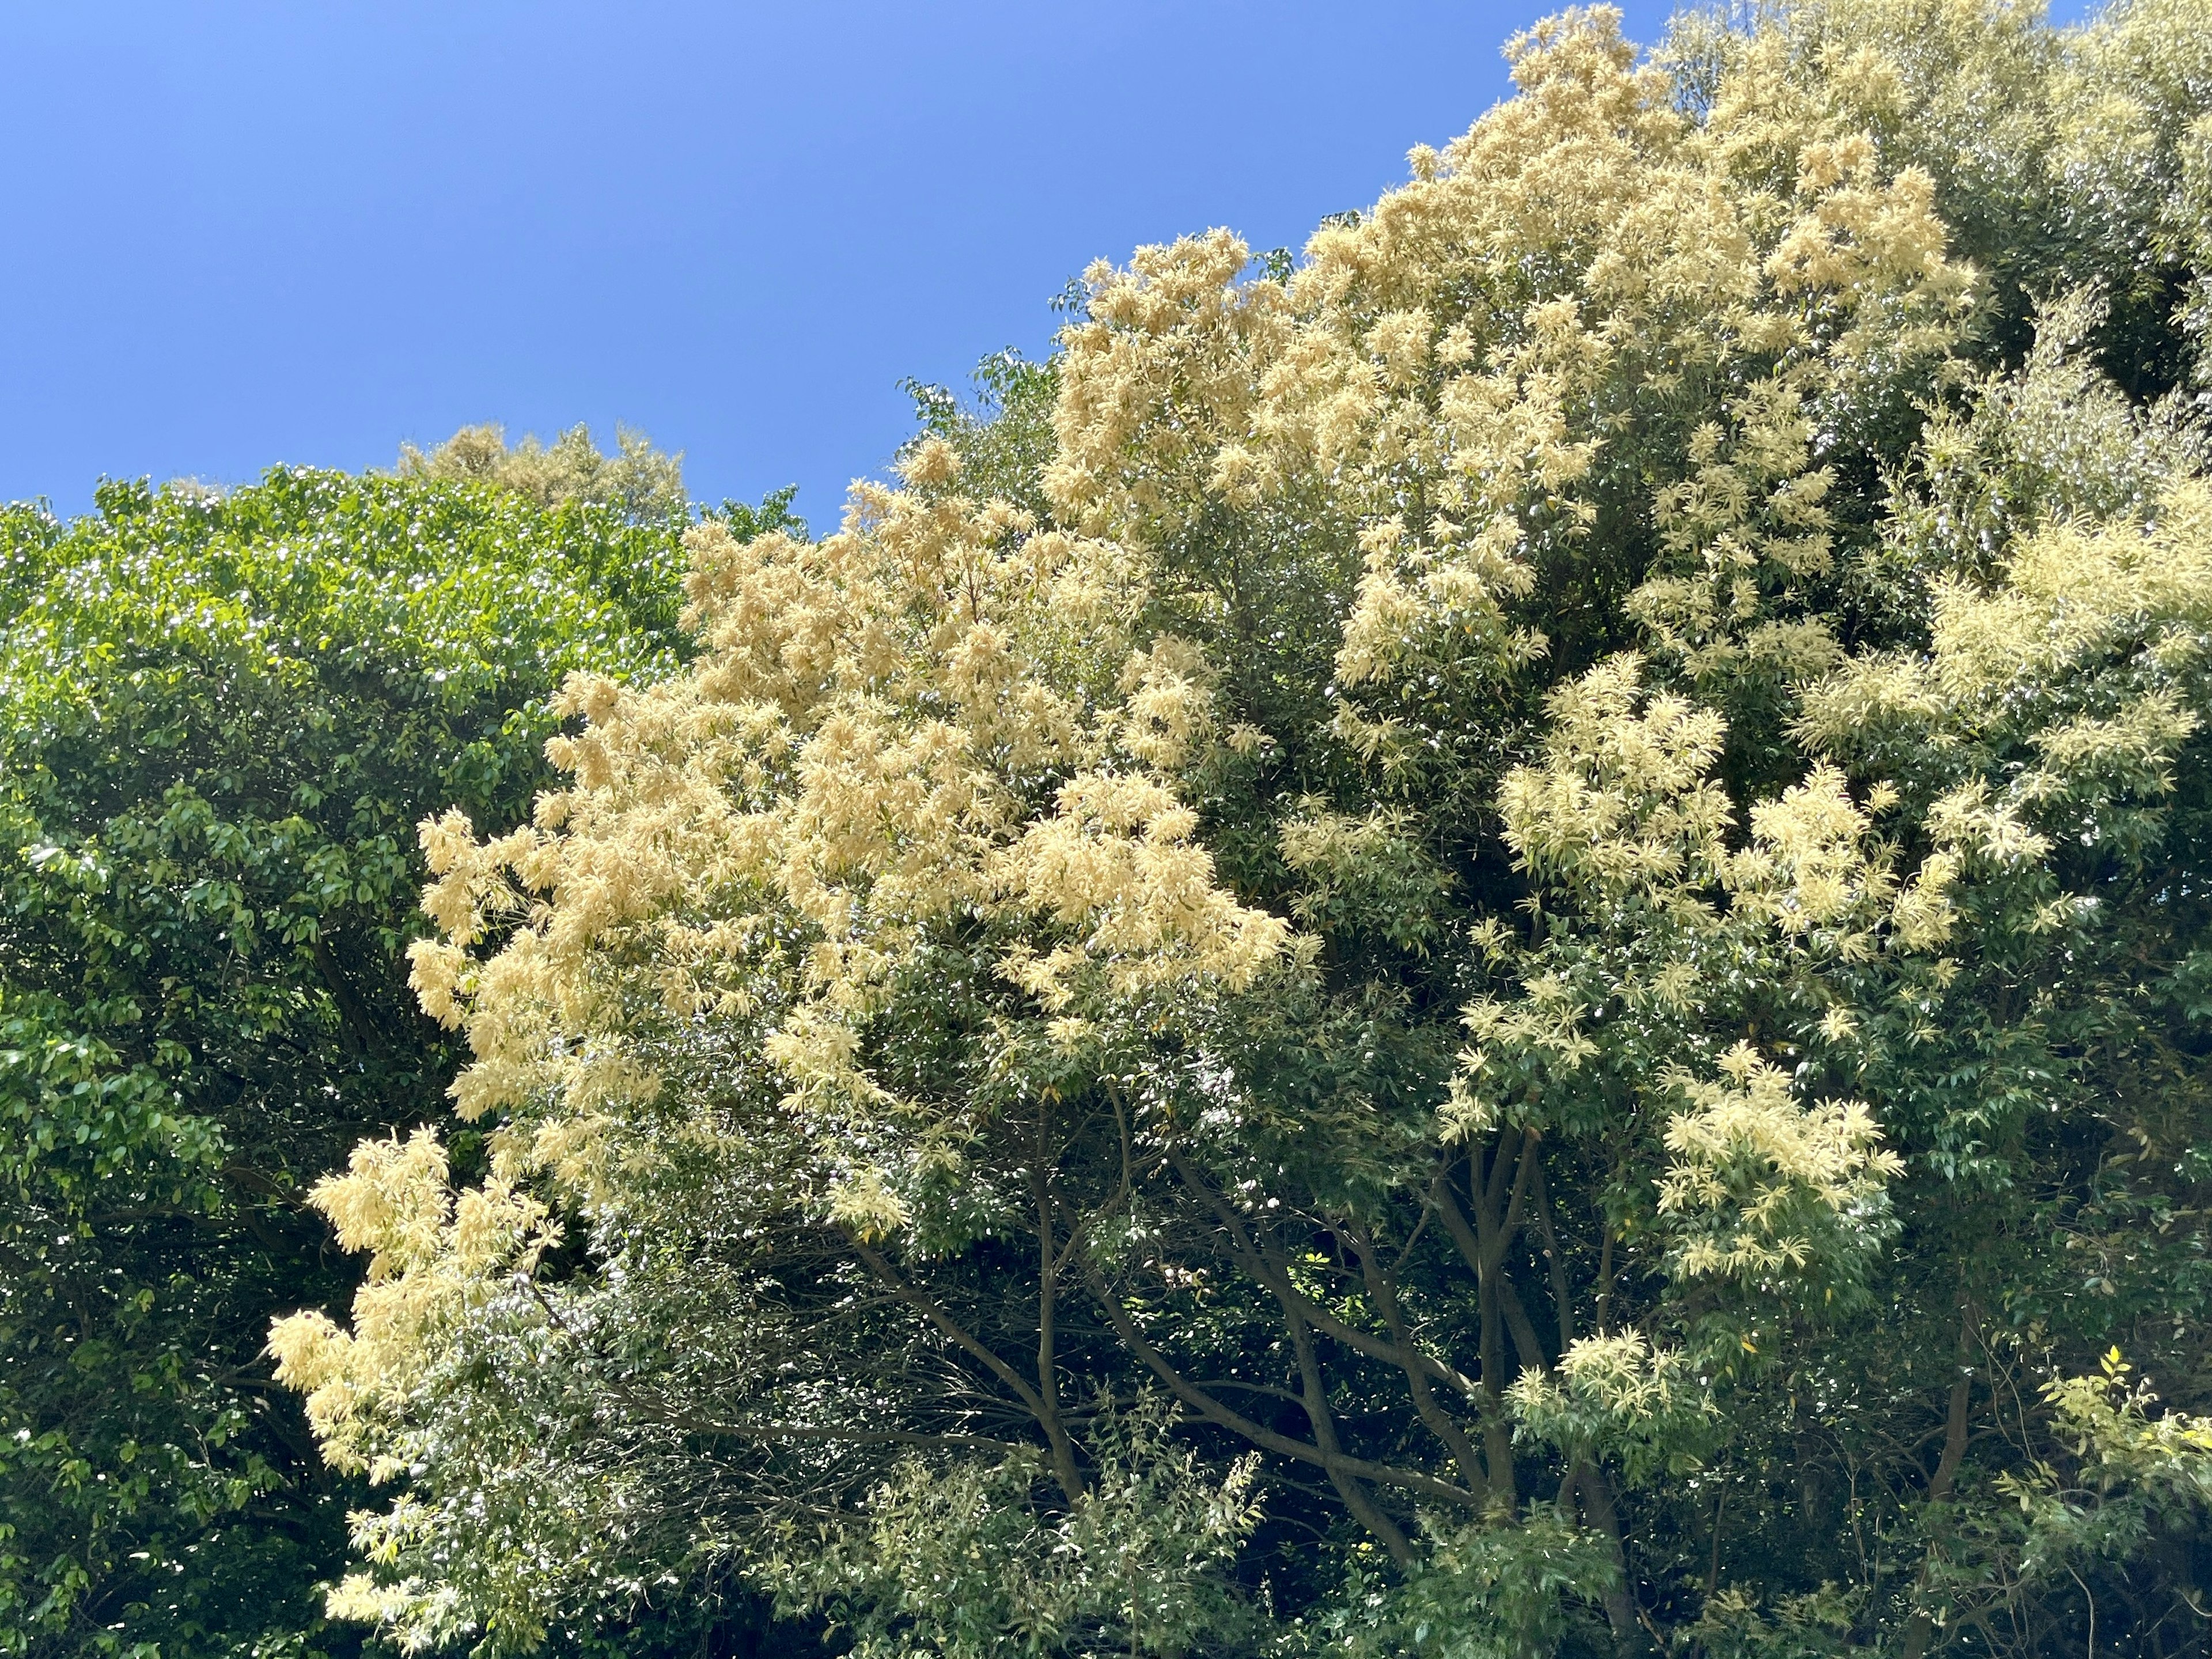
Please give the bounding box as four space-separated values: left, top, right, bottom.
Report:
0 2 2083 527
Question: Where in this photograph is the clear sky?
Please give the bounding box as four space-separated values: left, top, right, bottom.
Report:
0 1 2083 528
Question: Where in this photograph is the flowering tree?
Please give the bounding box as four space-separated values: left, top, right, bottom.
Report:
279 3 2212 1653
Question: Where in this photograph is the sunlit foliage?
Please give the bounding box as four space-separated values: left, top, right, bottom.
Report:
281 2 2212 1654
397 424 690 524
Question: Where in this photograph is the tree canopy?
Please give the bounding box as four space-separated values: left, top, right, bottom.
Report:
9 0 2212 1654
275 0 2212 1653
0 436 715 1658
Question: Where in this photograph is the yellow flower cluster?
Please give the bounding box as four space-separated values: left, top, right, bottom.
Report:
288 441 1301 1475
1805 479 2212 820
1458 653 1966 1126
1512 1329 1706 1431
1051 6 1971 735
268 1130 553 1480
311 5 1980 1296
1498 655 1734 906
402 442 1283 1200
1657 1044 1904 1283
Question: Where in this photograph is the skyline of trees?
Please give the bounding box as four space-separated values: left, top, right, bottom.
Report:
9 0 2212 1653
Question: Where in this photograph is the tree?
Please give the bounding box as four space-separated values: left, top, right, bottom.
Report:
396 425 691 525
278 3 2212 1654
0 434 727 1658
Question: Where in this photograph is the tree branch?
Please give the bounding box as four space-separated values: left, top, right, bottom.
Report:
1282 1280 1414 1562
847 1234 1053 1427
1083 1268 1479 1511
1901 1301 1979 1659
1031 1147 1085 1501
1346 1222 1490 1499
1170 1147 1478 1397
